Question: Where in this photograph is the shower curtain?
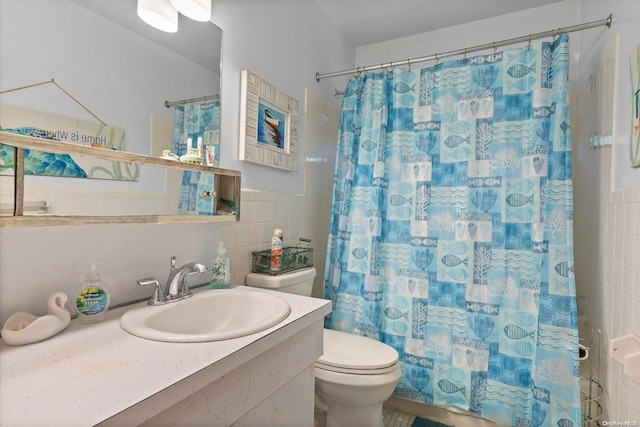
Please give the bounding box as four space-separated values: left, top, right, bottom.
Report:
171 100 220 215
323 34 581 426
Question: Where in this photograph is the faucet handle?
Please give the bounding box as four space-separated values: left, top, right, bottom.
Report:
137 278 166 305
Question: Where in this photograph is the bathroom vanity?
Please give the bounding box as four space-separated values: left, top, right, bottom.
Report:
0 287 331 426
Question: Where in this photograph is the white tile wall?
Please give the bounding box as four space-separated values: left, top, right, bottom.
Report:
573 90 640 422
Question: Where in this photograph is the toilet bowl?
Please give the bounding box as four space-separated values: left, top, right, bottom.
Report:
315 328 401 427
246 267 401 427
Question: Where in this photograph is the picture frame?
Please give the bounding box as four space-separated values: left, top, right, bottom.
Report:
239 70 298 171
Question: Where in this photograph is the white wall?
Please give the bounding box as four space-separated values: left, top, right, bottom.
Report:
579 0 640 190
0 0 351 326
355 1 582 84
213 0 353 194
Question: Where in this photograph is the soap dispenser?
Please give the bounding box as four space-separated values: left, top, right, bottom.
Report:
74 262 111 324
210 241 231 289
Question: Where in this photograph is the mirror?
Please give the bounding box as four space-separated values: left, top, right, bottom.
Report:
0 0 222 217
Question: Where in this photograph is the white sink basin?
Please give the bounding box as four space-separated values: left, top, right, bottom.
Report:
120 288 291 343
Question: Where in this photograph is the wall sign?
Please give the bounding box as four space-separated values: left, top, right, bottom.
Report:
0 105 138 181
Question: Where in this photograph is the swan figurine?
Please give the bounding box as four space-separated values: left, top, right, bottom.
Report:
1 292 71 346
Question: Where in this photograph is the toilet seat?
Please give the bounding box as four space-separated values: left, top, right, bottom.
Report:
316 329 399 375
315 361 399 375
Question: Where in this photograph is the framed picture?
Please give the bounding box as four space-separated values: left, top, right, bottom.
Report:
239 70 298 171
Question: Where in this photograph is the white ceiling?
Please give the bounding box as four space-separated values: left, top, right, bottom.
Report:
313 0 566 47
68 0 567 71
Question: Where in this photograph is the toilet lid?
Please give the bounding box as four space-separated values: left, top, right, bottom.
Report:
317 329 399 372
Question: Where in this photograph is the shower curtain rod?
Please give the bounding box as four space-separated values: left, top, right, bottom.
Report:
164 94 219 108
316 14 612 81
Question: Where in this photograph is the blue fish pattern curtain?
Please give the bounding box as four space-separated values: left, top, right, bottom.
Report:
172 101 220 215
323 34 581 426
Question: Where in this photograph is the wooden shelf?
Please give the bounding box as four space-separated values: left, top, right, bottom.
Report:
0 131 241 227
0 214 238 228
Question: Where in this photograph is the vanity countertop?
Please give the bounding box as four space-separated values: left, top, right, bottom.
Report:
0 286 331 427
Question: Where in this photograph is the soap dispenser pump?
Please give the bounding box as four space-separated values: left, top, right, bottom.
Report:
75 262 111 324
210 241 231 289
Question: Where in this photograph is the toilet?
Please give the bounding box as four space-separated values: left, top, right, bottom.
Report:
246 267 401 427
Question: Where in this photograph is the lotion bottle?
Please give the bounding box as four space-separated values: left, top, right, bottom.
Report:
75 262 111 324
210 241 230 288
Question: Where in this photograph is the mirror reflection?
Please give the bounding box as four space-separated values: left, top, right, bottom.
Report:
0 0 222 217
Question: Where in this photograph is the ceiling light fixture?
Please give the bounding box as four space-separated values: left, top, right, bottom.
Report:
137 0 178 33
170 0 212 22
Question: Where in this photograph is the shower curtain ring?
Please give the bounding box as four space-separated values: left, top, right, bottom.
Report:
527 35 532 50
406 59 411 70
435 53 439 64
463 48 468 60
492 42 497 60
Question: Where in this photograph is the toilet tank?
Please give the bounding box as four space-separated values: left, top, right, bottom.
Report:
245 267 316 296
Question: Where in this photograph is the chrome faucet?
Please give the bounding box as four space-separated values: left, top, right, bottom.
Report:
137 256 207 305
165 256 207 300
